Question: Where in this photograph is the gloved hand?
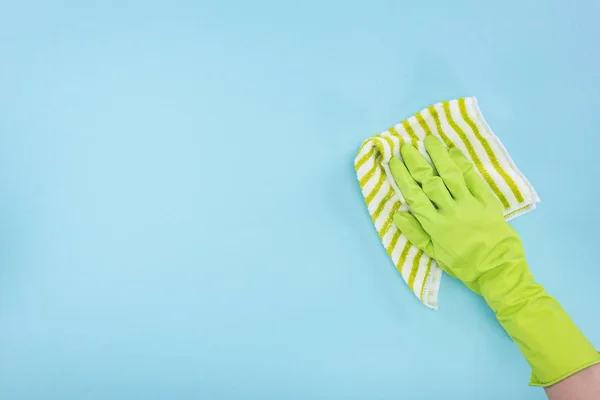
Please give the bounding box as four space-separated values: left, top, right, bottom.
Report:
390 135 599 386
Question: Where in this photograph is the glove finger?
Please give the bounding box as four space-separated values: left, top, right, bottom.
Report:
392 211 434 255
421 176 454 209
389 157 436 217
448 147 496 204
400 144 453 209
424 135 469 200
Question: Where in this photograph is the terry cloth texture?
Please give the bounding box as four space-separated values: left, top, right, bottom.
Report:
354 97 539 309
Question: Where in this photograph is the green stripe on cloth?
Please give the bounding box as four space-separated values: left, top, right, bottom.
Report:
365 168 387 205
408 250 425 291
355 147 375 171
505 204 535 220
415 113 433 137
386 229 402 255
420 258 433 302
388 126 406 146
372 187 395 221
397 239 412 273
358 160 378 188
442 101 511 209
458 98 525 203
381 135 396 156
401 120 420 146
378 202 401 239
426 106 454 147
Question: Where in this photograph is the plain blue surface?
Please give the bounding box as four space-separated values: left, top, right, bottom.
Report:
0 1 599 399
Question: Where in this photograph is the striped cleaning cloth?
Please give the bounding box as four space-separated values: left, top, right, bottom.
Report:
355 97 539 309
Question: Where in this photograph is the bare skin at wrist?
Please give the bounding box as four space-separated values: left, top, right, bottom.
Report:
544 363 600 400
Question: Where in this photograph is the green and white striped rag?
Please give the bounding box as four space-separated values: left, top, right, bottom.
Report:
355 97 539 309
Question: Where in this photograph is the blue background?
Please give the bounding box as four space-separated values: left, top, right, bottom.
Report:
0 1 598 399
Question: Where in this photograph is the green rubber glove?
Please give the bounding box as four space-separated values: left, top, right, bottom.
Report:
389 135 600 386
